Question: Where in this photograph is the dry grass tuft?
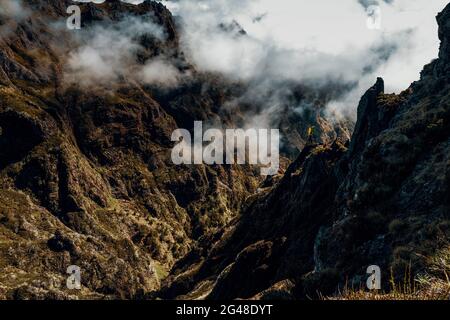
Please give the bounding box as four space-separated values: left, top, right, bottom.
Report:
327 246 450 300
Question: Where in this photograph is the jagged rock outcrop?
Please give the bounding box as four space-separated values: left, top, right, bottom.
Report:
437 5 450 68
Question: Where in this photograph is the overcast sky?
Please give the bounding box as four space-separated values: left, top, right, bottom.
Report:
161 0 447 88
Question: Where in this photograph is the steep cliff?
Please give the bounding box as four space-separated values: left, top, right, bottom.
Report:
0 0 260 299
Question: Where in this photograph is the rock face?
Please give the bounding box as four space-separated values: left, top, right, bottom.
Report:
158 3 450 300
0 0 259 299
0 0 346 299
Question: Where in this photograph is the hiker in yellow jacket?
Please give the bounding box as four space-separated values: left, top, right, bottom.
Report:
307 126 315 145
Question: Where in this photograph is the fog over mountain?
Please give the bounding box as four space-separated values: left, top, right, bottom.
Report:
155 0 446 115
0 0 449 301
74 0 447 122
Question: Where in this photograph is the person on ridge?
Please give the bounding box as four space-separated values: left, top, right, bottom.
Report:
307 126 315 145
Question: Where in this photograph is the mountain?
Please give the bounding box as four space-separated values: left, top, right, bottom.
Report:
0 0 255 299
157 3 450 300
1 0 449 300
0 0 348 299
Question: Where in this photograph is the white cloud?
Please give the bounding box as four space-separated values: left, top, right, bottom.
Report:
64 14 178 87
0 0 28 18
0 0 30 36
139 58 181 86
74 0 145 3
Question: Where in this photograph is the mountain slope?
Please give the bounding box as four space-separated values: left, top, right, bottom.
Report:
0 0 348 299
158 3 450 300
0 0 260 299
